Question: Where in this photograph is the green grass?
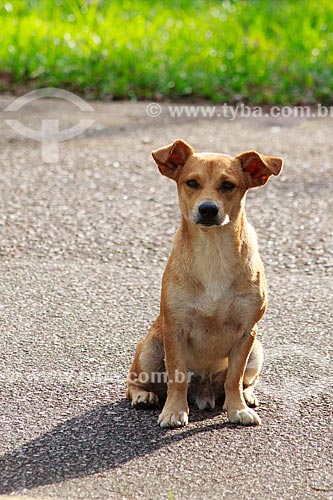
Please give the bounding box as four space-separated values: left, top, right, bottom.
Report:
1 0 333 103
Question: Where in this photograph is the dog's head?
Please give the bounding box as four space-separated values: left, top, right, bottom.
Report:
152 139 283 227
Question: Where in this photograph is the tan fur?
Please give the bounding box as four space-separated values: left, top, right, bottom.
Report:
126 139 283 427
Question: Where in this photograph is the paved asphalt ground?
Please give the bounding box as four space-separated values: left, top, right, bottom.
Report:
0 96 332 500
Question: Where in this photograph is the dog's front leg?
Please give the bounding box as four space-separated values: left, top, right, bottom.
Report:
223 327 261 426
158 328 189 428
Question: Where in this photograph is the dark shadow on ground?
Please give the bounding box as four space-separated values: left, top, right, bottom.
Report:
0 399 234 493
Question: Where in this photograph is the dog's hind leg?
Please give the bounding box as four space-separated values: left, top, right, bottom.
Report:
243 338 263 408
126 320 166 407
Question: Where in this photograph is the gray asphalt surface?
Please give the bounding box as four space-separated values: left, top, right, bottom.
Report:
0 97 332 500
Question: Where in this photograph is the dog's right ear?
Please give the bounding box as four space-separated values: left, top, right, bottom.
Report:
152 139 194 180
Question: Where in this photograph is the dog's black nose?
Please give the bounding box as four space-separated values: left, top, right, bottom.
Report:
198 202 219 219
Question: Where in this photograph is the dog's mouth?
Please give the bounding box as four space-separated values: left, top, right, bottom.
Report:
196 219 219 227
194 214 230 227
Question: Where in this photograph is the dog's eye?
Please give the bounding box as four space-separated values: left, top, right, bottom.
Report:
186 179 200 189
220 180 235 191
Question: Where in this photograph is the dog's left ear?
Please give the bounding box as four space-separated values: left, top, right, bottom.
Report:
152 139 194 180
237 151 284 188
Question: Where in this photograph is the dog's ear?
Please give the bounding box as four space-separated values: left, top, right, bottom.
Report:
152 139 194 180
237 151 283 188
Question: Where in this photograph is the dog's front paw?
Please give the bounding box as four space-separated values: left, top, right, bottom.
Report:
227 407 261 426
158 407 189 428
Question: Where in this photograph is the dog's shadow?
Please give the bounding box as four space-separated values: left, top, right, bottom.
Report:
0 399 231 494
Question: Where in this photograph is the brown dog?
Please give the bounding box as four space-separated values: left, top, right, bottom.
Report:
126 139 283 427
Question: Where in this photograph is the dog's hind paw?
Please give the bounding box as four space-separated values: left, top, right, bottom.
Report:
227 408 261 426
131 390 159 407
243 387 259 408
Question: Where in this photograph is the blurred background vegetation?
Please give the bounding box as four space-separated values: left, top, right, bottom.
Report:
1 0 333 103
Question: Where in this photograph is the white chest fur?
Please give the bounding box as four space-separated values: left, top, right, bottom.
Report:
192 281 231 316
190 229 237 316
